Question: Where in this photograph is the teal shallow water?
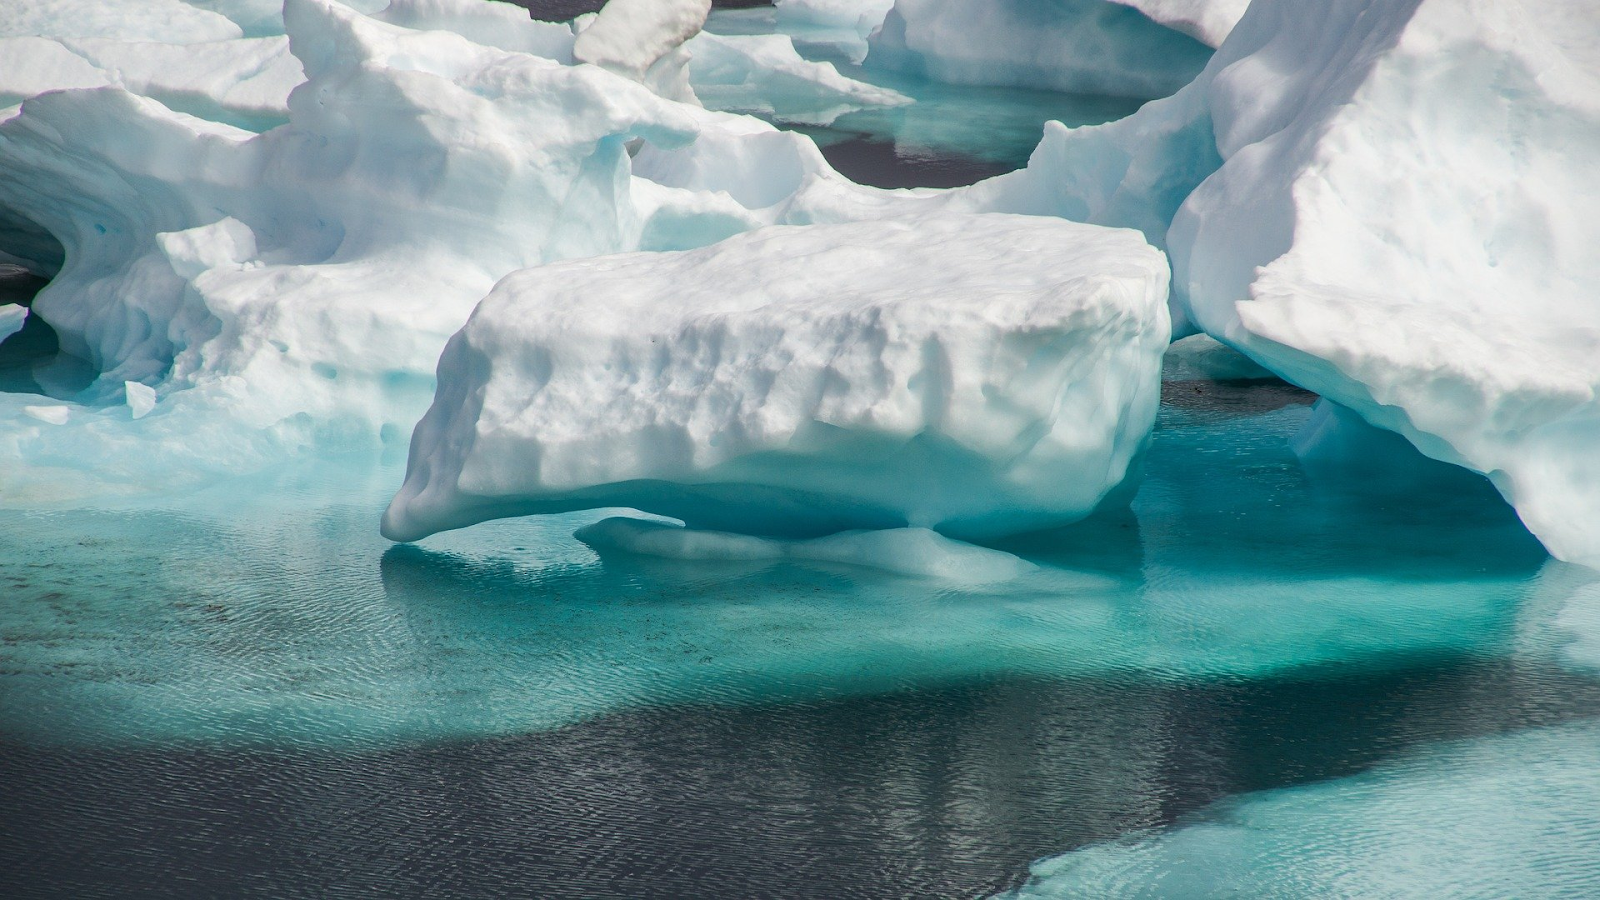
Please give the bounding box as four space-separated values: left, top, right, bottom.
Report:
1 379 1577 750
6 374 1600 896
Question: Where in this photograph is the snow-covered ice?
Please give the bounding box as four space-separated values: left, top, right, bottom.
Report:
382 213 1170 543
1108 0 1246 48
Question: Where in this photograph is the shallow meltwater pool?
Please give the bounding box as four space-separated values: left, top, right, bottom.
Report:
5 370 1599 898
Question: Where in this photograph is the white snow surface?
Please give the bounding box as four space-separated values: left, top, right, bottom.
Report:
382 214 1170 543
0 0 720 498
1 0 245 43
865 0 1214 99
573 0 711 102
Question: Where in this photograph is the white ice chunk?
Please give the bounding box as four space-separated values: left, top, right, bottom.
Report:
23 405 70 425
574 0 712 102
866 0 1213 100
0 0 704 494
124 381 157 419
576 517 1036 582
0 304 26 343
383 213 1170 543
1107 0 1247 48
1 0 244 43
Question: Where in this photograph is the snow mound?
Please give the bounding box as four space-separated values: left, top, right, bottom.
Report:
576 517 1036 582
866 0 1214 100
383 214 1170 543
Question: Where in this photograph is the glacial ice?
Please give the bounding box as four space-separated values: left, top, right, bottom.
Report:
865 0 1214 99
686 31 912 126
1003 721 1600 899
1108 0 1246 48
1162 0 1600 567
573 0 711 102
0 0 715 496
381 214 1170 543
575 517 1038 582
0 303 26 343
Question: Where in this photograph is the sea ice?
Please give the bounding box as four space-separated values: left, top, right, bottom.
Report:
0 303 26 343
1002 721 1600 898
1108 0 1246 48
382 213 1170 543
573 0 712 103
865 0 1214 99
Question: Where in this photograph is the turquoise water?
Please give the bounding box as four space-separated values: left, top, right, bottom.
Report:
7 364 1600 895
8 11 1600 894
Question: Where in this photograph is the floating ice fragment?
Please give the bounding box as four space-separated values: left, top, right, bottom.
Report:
576 517 1037 582
124 381 157 419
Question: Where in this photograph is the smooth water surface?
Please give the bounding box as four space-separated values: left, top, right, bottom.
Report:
6 363 1599 897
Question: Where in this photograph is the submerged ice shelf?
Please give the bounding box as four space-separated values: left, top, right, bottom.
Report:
0 378 1577 750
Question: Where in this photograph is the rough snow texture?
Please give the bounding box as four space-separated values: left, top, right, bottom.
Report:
576 517 1036 582
1108 0 1247 48
866 0 1214 100
383 214 1170 542
573 0 712 102
0 0 711 496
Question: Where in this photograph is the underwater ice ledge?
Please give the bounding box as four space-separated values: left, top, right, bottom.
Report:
4 393 1588 750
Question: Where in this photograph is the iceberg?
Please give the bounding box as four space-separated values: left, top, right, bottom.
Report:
1158 0 1600 567
382 213 1170 543
865 0 1214 99
1107 0 1246 48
